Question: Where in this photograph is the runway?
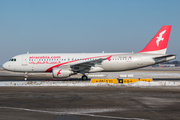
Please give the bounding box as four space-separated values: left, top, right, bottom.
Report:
1 77 180 81
0 86 180 120
1 67 180 81
0 68 180 120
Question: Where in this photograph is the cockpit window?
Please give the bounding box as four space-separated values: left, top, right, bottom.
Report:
9 58 16 61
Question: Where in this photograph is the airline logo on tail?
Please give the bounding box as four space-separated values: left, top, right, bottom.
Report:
139 25 172 54
156 30 166 46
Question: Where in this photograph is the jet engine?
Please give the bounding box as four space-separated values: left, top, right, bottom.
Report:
52 68 73 78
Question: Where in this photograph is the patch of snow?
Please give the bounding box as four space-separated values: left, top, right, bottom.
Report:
0 81 180 87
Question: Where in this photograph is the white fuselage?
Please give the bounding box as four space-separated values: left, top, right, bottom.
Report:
2 53 175 73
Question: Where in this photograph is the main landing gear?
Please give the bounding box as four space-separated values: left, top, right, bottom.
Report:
82 75 88 81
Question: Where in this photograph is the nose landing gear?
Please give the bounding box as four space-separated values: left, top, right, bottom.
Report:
24 72 28 81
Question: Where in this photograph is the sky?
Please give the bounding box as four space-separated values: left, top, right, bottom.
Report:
0 0 180 65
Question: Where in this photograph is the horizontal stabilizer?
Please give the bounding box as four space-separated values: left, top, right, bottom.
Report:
153 54 176 59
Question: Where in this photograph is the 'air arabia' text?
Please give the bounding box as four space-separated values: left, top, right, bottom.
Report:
29 56 61 64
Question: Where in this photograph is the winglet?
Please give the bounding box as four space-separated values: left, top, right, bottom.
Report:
139 25 172 54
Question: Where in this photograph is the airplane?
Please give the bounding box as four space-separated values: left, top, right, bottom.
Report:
2 25 176 80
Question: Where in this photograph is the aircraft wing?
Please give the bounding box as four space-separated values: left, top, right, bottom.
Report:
71 58 105 67
54 55 112 72
70 58 107 72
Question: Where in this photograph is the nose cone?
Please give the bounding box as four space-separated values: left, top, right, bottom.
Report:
2 62 8 70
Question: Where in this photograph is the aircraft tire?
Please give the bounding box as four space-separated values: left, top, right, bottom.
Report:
82 75 88 81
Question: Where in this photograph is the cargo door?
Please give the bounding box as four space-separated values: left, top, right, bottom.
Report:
22 55 28 66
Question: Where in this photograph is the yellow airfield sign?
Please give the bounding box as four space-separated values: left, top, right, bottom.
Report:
119 79 139 84
91 78 153 84
91 79 118 84
140 78 153 82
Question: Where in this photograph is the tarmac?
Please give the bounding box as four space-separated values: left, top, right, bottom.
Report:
0 86 180 120
0 68 180 120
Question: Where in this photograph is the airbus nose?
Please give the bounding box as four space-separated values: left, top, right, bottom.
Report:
2 62 8 70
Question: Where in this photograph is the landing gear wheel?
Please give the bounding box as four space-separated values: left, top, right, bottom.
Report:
82 75 88 81
24 72 28 81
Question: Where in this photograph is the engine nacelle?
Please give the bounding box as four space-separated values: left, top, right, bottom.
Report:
52 68 72 78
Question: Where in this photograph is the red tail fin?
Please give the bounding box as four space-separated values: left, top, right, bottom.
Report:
139 25 172 54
